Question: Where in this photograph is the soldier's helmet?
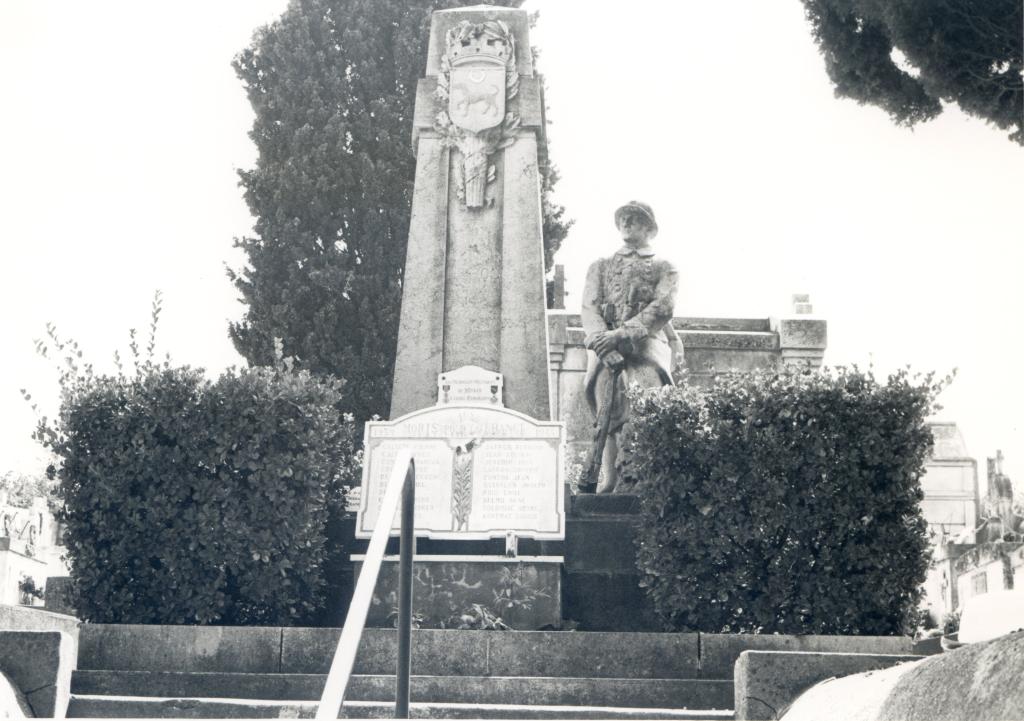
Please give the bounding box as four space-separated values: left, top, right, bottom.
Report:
613 201 658 237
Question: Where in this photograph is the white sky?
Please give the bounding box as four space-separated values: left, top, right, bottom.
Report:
1 1 1021 491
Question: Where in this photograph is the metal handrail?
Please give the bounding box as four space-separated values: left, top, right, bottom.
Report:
316 450 416 720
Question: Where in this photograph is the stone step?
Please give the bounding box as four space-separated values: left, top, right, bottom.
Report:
71 670 734 709
78 626 704 679
67 694 734 719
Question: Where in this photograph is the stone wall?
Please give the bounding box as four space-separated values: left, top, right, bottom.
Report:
546 310 827 456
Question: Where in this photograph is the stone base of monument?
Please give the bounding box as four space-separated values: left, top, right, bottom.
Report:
352 556 563 630
563 493 661 631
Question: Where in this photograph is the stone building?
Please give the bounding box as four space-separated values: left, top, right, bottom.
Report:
919 423 980 544
546 289 828 458
922 449 1024 626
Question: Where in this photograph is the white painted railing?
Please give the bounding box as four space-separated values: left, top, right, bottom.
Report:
316 449 415 720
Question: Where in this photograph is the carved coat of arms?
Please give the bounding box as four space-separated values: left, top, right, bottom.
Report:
436 20 520 208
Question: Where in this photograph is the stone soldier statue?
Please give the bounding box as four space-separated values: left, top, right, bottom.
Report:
580 201 681 493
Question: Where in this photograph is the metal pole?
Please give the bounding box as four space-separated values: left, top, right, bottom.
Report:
395 459 416 718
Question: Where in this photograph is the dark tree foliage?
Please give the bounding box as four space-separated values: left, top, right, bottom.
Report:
801 0 1023 144
623 367 948 635
229 0 572 424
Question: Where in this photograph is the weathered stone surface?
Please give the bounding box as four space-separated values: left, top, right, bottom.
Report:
280 628 489 677
486 631 699 679
442 154 503 370
733 651 922 721
877 630 1024 721
561 572 660 632
0 670 31 718
283 627 702 680
564 517 637 573
771 318 827 350
0 630 75 717
390 134 449 417
569 494 640 516
0 602 79 641
681 331 779 351
67 695 730 719
391 7 551 421
682 348 782 377
352 558 562 630
780 635 1024 721
78 624 282 673
701 634 913 678
43 576 75 617
781 662 922 721
70 669 732 709
559 315 773 334
499 131 551 420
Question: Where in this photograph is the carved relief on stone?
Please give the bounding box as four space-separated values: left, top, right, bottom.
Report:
435 20 520 208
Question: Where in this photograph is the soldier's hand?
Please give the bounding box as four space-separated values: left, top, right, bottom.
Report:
602 350 625 370
590 330 617 356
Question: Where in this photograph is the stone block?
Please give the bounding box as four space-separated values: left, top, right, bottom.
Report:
43 576 75 617
681 331 779 351
569 494 640 516
561 572 660 632
701 634 913 678
876 629 1024 721
681 348 780 376
70 669 733 709
78 624 282 673
0 603 79 641
353 558 561 630
280 628 490 677
0 670 32 718
771 318 827 349
564 517 638 573
0 630 75 717
734 651 922 720
486 631 699 679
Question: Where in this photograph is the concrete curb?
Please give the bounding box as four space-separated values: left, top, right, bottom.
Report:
733 651 923 720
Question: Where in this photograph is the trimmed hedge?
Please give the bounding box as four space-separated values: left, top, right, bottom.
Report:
621 367 945 635
40 363 356 625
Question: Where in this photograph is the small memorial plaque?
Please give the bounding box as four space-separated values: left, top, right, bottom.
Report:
357 405 565 540
437 365 503 406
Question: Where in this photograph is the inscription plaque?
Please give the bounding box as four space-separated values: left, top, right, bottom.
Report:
437 365 503 406
357 405 565 540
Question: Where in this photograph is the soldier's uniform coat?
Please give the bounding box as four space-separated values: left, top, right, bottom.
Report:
581 244 681 432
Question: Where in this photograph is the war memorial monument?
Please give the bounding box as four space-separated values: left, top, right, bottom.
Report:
352 4 827 632
8 6 1020 721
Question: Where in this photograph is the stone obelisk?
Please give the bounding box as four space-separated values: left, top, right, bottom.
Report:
390 6 551 421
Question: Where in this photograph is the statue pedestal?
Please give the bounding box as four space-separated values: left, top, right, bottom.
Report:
563 494 660 631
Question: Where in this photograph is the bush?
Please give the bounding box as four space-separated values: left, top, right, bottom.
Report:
622 367 947 635
37 358 357 625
